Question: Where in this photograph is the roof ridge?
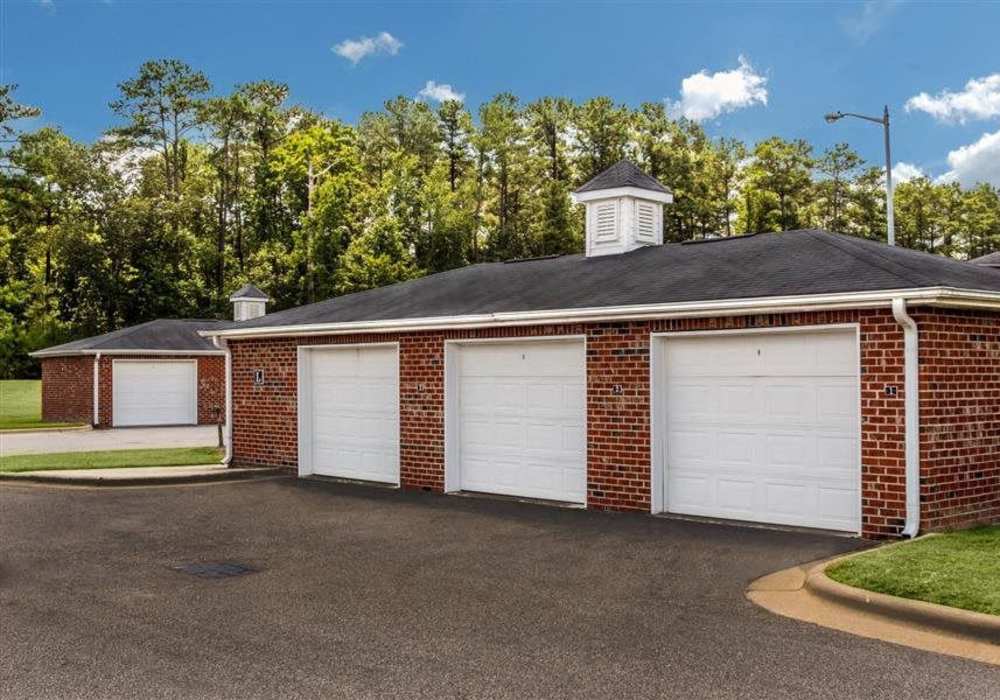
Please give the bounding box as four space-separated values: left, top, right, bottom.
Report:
826 229 997 282
806 230 934 288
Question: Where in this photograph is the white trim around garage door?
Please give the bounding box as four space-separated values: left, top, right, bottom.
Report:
649 324 862 533
443 334 588 497
297 342 401 484
111 358 199 427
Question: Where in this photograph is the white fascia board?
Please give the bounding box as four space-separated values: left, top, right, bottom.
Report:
197 286 1000 341
571 187 673 204
30 348 225 358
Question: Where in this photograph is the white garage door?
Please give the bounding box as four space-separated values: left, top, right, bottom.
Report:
454 339 586 503
112 360 197 427
305 345 399 484
662 328 860 532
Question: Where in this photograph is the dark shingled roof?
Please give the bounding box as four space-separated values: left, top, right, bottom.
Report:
32 319 228 357
229 283 270 300
970 252 1000 268
574 159 670 195
215 229 1000 331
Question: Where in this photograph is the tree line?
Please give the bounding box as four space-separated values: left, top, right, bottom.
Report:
3 60 1000 377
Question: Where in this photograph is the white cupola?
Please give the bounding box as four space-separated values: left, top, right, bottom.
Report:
229 283 270 321
571 160 673 257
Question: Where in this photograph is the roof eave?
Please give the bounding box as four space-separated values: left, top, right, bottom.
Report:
30 348 226 359
571 186 673 204
198 286 1000 341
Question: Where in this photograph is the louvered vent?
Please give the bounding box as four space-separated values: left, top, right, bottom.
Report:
595 202 617 239
636 202 656 241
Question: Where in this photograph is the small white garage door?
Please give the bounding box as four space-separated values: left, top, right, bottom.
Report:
304 345 399 484
112 360 197 427
662 328 860 532
453 339 586 503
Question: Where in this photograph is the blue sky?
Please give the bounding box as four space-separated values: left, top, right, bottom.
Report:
5 1 1000 185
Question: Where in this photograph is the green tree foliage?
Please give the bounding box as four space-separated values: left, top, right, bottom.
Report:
0 84 41 139
335 216 421 294
5 60 1000 378
814 143 863 233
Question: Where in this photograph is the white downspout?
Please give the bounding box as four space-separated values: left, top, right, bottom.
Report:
891 298 920 537
92 353 101 426
213 336 233 466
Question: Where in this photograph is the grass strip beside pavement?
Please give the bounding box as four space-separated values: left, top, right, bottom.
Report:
0 447 223 473
826 526 1000 616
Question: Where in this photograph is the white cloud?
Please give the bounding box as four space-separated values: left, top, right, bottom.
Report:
839 0 903 42
666 56 768 122
905 73 1000 124
891 162 924 183
936 129 1000 187
333 31 403 64
417 81 465 103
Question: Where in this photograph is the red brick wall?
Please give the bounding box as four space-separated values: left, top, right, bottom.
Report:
915 308 1000 530
40 356 94 424
196 356 226 424
227 309 924 538
93 355 225 427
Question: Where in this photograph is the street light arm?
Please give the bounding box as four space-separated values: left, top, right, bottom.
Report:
836 111 886 125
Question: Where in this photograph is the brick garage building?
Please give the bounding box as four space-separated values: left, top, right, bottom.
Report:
197 162 999 538
33 319 228 428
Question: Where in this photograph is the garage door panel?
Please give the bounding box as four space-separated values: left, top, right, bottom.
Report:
308 346 399 484
666 429 712 463
818 487 857 526
765 384 816 422
526 422 564 449
113 361 196 427
817 435 856 470
455 340 586 504
668 382 718 417
717 432 755 464
117 403 191 426
670 474 711 509
764 481 810 515
719 384 754 417
717 479 755 510
817 383 857 421
664 330 860 532
765 433 814 467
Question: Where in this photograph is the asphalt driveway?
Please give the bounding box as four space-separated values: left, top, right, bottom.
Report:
0 425 219 455
1 479 997 699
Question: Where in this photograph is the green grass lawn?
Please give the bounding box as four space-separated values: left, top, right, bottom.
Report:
826 526 1000 616
0 379 84 431
0 447 223 473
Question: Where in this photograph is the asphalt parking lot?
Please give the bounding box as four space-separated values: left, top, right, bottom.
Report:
1 478 997 699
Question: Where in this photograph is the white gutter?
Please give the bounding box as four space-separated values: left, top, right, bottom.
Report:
197 286 1000 341
892 298 921 538
30 349 225 359
214 336 233 466
92 353 101 426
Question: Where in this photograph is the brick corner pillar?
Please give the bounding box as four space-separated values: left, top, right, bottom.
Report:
585 322 652 512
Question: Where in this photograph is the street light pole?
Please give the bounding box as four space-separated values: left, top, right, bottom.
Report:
825 106 895 246
881 106 895 247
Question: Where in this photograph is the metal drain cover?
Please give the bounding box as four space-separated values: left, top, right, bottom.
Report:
171 562 257 579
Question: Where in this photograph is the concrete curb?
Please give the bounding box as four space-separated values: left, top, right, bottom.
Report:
807 551 1000 644
0 424 91 435
0 466 286 487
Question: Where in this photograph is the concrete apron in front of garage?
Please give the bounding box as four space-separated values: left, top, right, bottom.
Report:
0 424 220 456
